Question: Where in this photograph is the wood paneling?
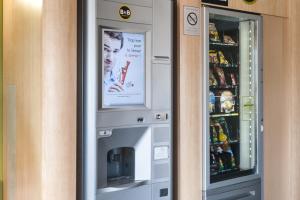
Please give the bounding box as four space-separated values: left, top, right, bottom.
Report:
175 1 202 200
289 0 300 199
3 0 43 199
3 0 77 199
202 0 288 17
263 15 291 200
0 0 3 198
41 0 77 200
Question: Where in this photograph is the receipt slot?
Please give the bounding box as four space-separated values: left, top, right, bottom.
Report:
78 0 173 199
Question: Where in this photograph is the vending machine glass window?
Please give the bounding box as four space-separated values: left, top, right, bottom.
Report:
206 11 261 184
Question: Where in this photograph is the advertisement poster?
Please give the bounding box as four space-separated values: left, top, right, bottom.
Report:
102 29 145 107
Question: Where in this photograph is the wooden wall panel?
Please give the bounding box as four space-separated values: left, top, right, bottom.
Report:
3 0 77 200
176 1 202 200
263 15 291 200
0 0 3 198
202 0 288 17
41 0 77 200
3 0 43 200
289 0 300 199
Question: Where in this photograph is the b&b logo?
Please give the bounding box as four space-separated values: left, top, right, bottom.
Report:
119 6 131 20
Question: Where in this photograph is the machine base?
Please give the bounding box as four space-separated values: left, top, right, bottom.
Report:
203 179 261 200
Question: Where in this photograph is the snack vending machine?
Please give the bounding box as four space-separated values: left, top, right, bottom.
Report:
203 7 263 200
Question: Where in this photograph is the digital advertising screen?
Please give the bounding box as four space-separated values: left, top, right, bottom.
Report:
101 29 146 108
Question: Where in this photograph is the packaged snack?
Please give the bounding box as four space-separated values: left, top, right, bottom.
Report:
230 73 237 86
223 35 236 45
216 117 231 140
214 67 227 86
215 122 228 142
209 69 218 86
209 50 219 64
210 122 218 143
209 23 221 42
223 144 236 168
218 51 229 66
209 92 216 113
220 90 235 113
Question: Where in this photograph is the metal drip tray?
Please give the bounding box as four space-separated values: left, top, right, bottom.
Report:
108 176 134 186
97 180 150 194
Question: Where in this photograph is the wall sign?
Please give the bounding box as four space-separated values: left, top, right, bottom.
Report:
202 0 228 6
244 0 257 4
184 6 200 36
119 5 131 20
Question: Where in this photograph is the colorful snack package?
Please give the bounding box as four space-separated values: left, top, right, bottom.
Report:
209 69 218 86
220 90 235 113
218 51 229 66
209 23 221 42
214 67 227 86
209 91 216 113
209 50 219 64
230 73 237 86
223 35 236 45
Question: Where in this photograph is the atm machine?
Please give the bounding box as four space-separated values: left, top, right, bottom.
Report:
78 0 173 200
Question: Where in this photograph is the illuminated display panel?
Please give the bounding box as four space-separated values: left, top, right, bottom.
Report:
101 29 146 108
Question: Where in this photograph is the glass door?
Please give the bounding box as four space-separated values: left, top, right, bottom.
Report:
204 7 262 186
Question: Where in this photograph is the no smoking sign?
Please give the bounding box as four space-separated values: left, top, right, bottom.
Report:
187 12 198 26
184 6 200 36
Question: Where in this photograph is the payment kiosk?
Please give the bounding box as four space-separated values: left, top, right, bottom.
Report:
79 0 173 199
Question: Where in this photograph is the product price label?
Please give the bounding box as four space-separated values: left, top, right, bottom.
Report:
154 146 169 160
241 96 255 121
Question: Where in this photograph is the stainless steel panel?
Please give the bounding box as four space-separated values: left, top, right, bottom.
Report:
204 179 261 200
152 64 171 110
97 184 152 200
84 0 98 199
153 0 172 59
100 0 153 7
98 1 153 25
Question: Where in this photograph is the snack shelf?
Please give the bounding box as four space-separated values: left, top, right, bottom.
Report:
210 140 239 146
210 42 239 47
210 113 239 118
210 85 239 89
209 63 239 68
210 167 239 176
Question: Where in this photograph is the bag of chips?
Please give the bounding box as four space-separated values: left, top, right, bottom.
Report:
214 67 227 86
223 35 236 45
209 50 219 64
209 69 218 86
209 23 221 42
218 51 229 66
209 91 216 113
220 90 235 113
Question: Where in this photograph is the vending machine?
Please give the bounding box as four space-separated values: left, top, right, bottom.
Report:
79 0 173 200
203 7 263 200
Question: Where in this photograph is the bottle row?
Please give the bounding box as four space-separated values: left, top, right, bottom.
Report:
209 22 238 44
210 66 238 87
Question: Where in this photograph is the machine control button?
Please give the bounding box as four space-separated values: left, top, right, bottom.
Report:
155 113 169 121
160 188 168 197
137 117 144 123
98 130 112 138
